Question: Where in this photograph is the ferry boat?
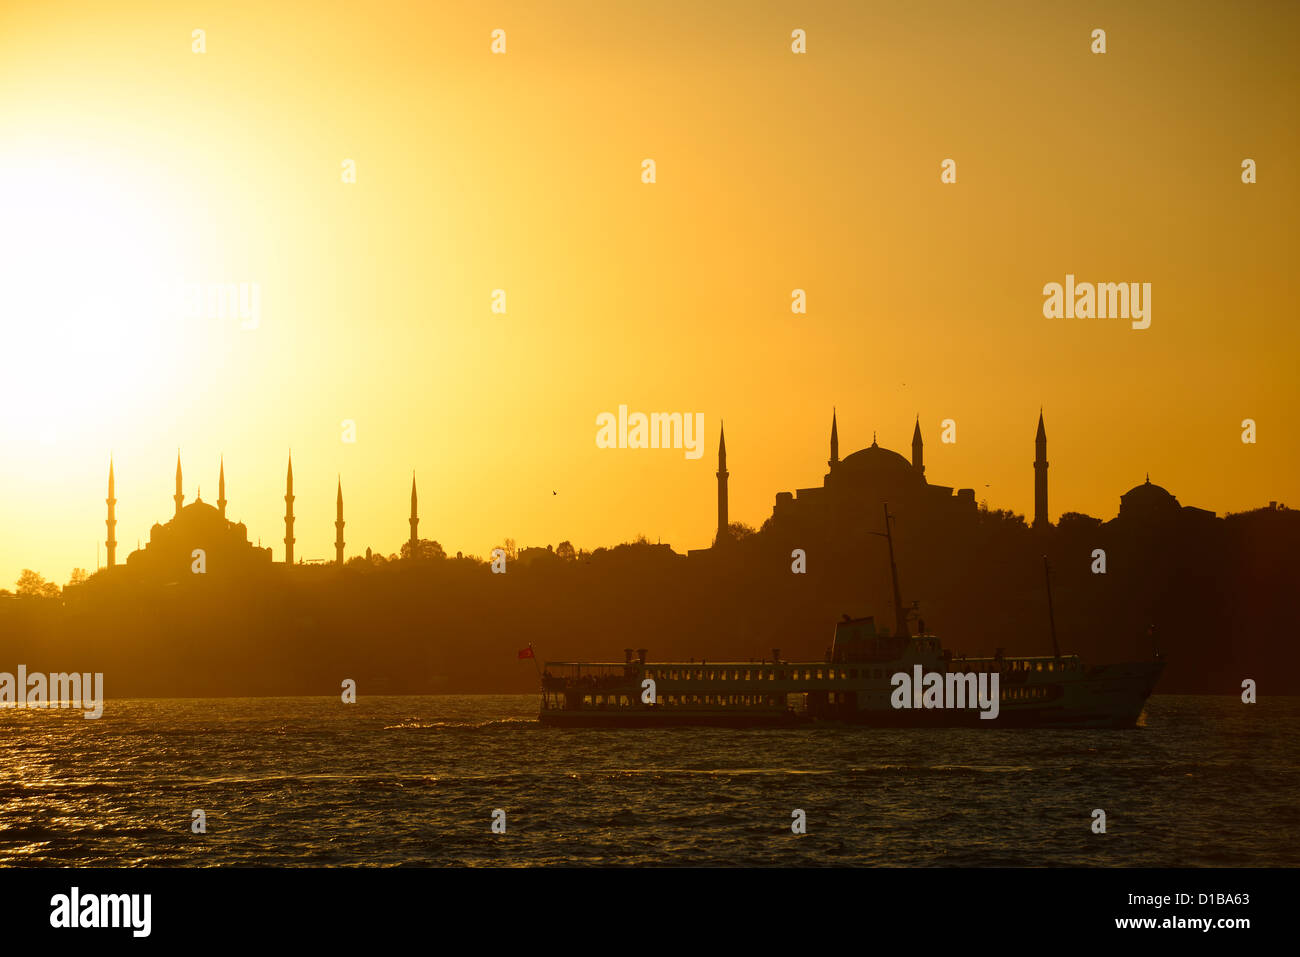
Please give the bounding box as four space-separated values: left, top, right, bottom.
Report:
538 507 1165 729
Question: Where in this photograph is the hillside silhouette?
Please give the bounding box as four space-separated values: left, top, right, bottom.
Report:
3 500 1297 697
5 418 1297 698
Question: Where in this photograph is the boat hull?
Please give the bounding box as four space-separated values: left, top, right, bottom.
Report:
538 709 803 728
537 661 1165 730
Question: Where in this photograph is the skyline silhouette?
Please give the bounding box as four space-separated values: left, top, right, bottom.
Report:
5 409 1296 698
6 409 1283 587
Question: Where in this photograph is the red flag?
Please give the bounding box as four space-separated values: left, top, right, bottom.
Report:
517 647 535 659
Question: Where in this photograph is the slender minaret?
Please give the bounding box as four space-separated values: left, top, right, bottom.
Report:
715 422 729 545
105 458 117 567
829 408 839 469
408 472 420 556
217 455 227 519
335 476 345 566
174 452 184 517
912 416 924 476
1034 411 1049 528
284 453 295 564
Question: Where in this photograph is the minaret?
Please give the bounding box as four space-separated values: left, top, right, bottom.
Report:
1034 411 1049 528
105 459 117 567
912 416 924 476
217 455 227 519
284 453 295 564
715 422 729 545
828 408 839 469
408 472 420 556
335 476 345 566
174 452 184 517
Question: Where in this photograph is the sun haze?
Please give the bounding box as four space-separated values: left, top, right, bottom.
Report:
1 0 1296 587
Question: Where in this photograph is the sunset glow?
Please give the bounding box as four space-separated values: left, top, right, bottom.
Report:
1 0 1295 588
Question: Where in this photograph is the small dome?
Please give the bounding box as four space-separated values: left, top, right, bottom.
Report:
1120 475 1180 514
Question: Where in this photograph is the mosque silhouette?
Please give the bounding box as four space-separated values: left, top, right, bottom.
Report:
100 412 1213 582
104 453 426 579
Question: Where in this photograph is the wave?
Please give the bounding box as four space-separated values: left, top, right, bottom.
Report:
382 717 538 730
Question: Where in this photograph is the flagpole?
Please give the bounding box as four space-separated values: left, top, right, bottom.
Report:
528 643 545 711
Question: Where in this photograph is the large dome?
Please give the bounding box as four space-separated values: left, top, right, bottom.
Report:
174 499 225 527
838 440 916 480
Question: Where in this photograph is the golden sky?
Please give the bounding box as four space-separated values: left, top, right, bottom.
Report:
1 0 1296 586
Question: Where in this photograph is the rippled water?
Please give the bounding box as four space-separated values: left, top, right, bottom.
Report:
1 695 1296 866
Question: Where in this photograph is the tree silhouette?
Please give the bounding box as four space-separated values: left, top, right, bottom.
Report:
728 521 757 541
400 538 447 561
1058 511 1102 530
15 569 59 598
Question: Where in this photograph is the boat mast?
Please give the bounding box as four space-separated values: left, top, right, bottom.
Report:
1043 555 1061 660
874 504 909 638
